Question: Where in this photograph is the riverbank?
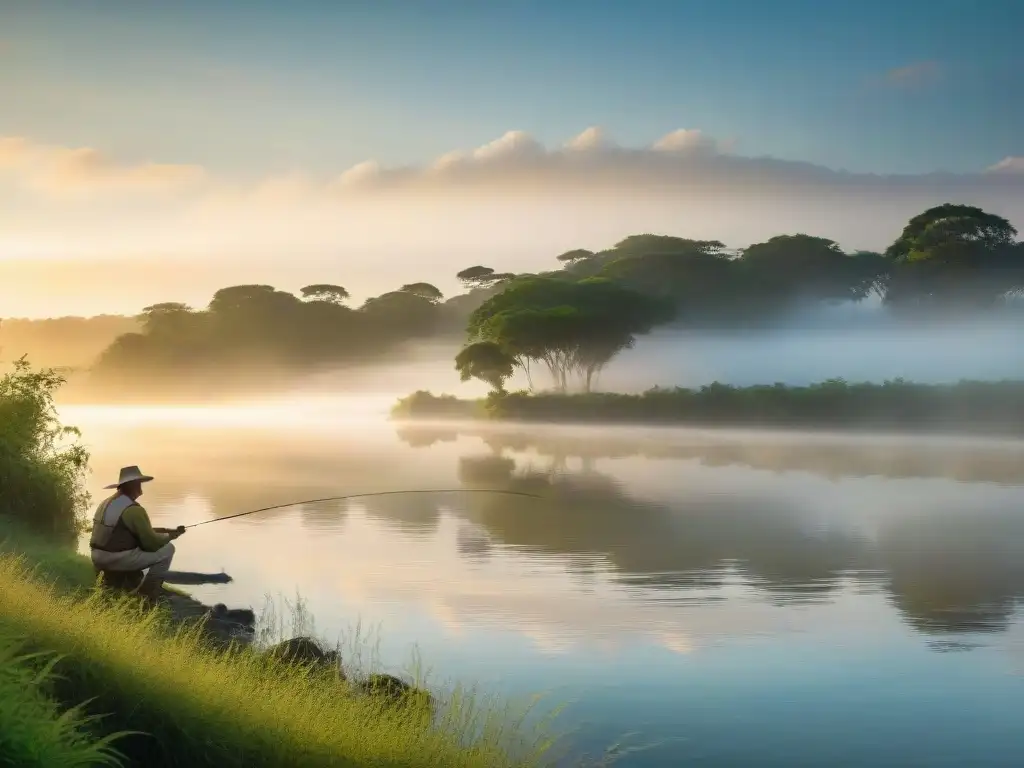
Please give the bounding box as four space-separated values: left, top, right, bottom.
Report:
0 523 545 767
391 379 1024 437
0 360 546 767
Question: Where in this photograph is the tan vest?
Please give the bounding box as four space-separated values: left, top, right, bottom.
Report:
89 493 140 552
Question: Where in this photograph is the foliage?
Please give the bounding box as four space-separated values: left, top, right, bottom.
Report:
0 632 125 767
455 342 517 393
883 205 1024 310
28 202 1023 397
400 283 445 303
0 554 547 768
299 284 349 304
738 235 883 304
467 277 673 392
885 204 1017 262
90 282 450 388
391 379 1024 436
392 391 486 420
457 266 498 287
554 249 593 264
0 359 90 539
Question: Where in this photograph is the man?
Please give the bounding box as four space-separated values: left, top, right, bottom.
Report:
89 465 185 602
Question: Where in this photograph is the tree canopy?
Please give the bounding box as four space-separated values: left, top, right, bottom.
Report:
456 266 497 287
883 205 1023 309
454 341 516 393
300 284 350 304
465 276 674 392
60 201 1024 396
399 282 444 303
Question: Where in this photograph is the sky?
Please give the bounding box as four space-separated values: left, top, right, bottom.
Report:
2 0 1024 317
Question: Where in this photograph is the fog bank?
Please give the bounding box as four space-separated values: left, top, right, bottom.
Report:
287 306 1024 400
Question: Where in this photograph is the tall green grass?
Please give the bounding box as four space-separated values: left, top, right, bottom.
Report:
0 517 97 592
0 358 90 539
0 631 125 767
0 553 550 768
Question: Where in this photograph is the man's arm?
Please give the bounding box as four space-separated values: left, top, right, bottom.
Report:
121 505 171 552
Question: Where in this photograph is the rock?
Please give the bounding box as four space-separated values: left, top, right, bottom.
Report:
357 673 434 713
163 570 233 585
266 637 343 676
210 603 256 626
95 568 144 592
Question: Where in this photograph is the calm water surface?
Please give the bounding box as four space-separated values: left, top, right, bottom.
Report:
63 400 1024 767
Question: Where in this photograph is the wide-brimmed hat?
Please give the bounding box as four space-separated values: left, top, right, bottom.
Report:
104 465 155 490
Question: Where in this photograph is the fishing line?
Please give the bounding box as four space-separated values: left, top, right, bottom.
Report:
183 489 545 529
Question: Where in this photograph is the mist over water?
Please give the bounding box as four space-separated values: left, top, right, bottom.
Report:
272 305 1024 403
612 310 1024 391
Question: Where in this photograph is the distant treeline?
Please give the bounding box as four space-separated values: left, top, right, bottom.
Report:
5 203 1023 395
0 316 138 369
392 379 1024 437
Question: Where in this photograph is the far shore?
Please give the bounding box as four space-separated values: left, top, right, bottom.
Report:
390 379 1024 439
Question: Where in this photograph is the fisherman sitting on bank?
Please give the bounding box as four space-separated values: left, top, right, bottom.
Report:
89 465 185 602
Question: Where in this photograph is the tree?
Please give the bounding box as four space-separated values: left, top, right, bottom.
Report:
208 285 283 314
556 249 594 264
612 235 727 257
883 205 1023 309
454 341 516 394
399 282 444 303
467 276 672 393
360 291 441 338
848 251 891 301
739 234 877 305
139 303 194 334
456 266 497 288
300 284 349 304
885 204 1016 262
596 239 735 321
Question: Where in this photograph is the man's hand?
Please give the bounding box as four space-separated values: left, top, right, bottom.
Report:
169 525 186 540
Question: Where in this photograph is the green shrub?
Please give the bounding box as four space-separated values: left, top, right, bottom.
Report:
0 359 90 539
393 379 1024 436
391 391 481 420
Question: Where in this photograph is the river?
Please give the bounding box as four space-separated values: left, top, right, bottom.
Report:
62 399 1024 766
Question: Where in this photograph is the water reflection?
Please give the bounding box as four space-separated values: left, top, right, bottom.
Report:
62 408 1024 765
69 410 1024 646
397 424 1024 639
396 423 1024 486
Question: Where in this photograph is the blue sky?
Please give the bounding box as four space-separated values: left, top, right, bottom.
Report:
2 0 1021 176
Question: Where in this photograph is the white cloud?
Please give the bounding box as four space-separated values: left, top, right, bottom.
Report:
4 128 1023 205
471 129 545 162
651 128 718 154
564 126 614 152
987 157 1024 174
3 128 1024 317
335 160 383 187
313 127 1024 203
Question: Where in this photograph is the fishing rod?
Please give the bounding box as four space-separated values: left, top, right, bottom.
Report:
183 489 545 529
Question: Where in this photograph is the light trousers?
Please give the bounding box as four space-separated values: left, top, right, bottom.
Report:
91 542 176 590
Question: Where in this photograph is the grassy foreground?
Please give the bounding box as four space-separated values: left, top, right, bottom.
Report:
392 378 1024 436
0 360 551 767
0 630 123 768
0 552 544 768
